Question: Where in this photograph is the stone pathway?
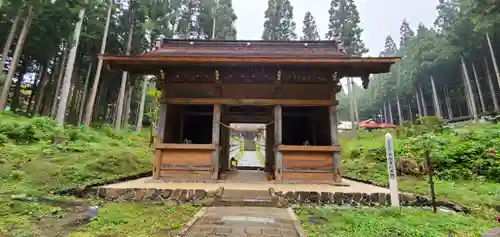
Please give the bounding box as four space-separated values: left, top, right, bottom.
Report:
183 207 302 237
238 151 263 167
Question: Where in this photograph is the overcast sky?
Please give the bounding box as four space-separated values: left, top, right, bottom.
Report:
233 0 438 57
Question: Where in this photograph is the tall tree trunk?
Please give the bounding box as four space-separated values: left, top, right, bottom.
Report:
28 62 47 114
115 6 134 131
34 59 51 115
461 56 478 121
77 61 92 125
486 33 500 101
430 76 442 118
388 101 393 124
419 87 428 116
51 45 68 118
485 56 499 112
55 9 85 125
136 77 148 132
83 0 113 127
27 71 41 114
0 8 23 73
383 102 388 123
408 104 413 124
444 86 453 119
347 77 356 136
10 62 27 112
123 83 133 128
471 63 486 113
0 5 33 110
415 91 422 117
396 95 403 125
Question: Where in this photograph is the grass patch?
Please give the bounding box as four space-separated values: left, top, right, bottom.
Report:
0 113 198 236
340 124 500 218
0 112 152 195
296 206 497 237
0 199 199 237
68 203 199 237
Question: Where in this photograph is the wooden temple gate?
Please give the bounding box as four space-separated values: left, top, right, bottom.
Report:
102 39 398 184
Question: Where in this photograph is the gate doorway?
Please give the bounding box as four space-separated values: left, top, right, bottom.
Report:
219 105 274 183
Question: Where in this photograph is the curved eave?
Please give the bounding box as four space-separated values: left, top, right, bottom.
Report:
100 55 401 76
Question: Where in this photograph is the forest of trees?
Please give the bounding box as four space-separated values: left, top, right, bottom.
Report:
0 0 499 132
339 0 500 125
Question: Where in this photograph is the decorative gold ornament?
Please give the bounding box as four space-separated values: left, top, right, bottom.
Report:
277 70 281 81
215 70 219 80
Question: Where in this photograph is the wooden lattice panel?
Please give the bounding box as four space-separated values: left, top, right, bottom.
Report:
166 68 215 82
219 68 276 83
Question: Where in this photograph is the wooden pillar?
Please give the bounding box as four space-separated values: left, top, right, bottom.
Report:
274 105 282 182
329 105 341 182
222 106 230 171
153 102 167 179
211 104 221 180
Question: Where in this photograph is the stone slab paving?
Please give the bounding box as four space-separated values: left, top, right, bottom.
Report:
102 177 389 194
238 151 263 167
182 207 301 237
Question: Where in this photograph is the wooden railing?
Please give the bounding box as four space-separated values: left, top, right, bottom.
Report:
257 139 266 156
229 139 241 159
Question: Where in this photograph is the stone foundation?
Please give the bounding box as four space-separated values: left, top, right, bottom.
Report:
270 188 468 213
80 187 224 206
61 186 467 213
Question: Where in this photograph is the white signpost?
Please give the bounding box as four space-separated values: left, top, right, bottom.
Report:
385 133 400 207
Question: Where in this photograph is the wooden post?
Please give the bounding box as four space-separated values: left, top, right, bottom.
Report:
274 104 282 182
485 56 499 112
211 104 221 180
430 76 442 118
329 105 341 183
415 91 422 118
396 96 403 125
153 101 167 180
461 56 478 121
471 63 486 113
419 87 428 116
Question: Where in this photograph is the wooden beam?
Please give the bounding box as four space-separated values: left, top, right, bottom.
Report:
153 102 167 180
211 104 221 180
329 104 341 183
155 143 215 150
278 145 340 152
274 105 283 182
165 98 336 106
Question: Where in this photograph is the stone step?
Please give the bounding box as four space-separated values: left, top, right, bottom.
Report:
221 189 272 200
215 189 278 207
214 198 276 207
